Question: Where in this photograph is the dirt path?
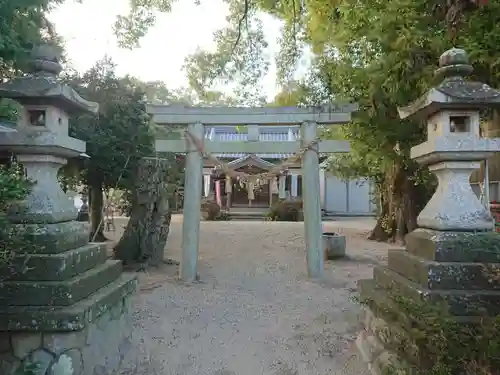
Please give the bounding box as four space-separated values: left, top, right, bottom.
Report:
112 216 399 375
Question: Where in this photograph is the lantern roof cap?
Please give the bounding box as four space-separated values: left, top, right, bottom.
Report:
398 48 500 120
0 44 98 114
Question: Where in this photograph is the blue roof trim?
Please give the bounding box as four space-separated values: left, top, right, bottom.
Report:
0 120 18 132
204 125 299 159
216 153 294 159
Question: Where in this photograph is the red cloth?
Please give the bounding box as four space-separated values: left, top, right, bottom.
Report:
215 180 222 206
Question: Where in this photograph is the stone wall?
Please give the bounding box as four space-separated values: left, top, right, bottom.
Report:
0 293 136 375
357 307 408 374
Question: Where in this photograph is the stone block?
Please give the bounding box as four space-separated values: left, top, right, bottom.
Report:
2 291 136 375
359 252 500 353
0 260 123 306
109 298 125 320
9 221 90 255
358 266 500 371
29 348 55 375
0 352 20 375
372 350 412 375
49 349 83 375
363 306 421 364
43 331 86 354
11 332 41 358
0 333 10 353
356 330 385 363
358 287 439 374
388 249 500 291
372 265 500 316
0 273 137 331
123 292 136 314
0 243 107 282
82 295 135 375
323 232 346 260
358 281 423 363
405 228 500 263
356 328 414 375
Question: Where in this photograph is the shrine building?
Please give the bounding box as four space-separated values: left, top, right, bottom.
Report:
202 125 376 216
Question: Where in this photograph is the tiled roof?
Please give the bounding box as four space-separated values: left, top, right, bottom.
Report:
205 125 300 159
0 120 18 133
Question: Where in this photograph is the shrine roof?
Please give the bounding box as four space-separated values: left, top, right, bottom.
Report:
204 125 299 159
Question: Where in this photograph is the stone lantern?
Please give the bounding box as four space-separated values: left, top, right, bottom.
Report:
0 45 98 223
398 47 500 231
0 45 137 375
356 48 500 374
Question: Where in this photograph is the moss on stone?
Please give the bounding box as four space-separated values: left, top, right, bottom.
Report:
0 274 137 332
357 279 500 375
406 229 500 262
0 260 123 307
0 243 107 282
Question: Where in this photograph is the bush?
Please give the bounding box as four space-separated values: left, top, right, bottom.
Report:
201 199 221 220
0 163 33 273
266 199 303 221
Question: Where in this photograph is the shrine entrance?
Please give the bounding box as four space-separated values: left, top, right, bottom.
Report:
229 167 270 207
211 155 276 208
150 104 357 281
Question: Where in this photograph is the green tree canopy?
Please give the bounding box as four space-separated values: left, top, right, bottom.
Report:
67 58 154 189
0 0 65 77
152 0 497 241
64 57 155 239
261 0 497 241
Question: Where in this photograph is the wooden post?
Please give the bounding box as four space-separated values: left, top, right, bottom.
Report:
180 122 204 282
291 174 298 197
279 175 286 199
301 121 324 278
269 181 272 207
203 174 211 197
225 176 232 211
485 159 490 211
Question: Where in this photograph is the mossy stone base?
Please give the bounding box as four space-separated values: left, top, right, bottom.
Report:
4 221 90 255
356 229 500 373
0 273 137 331
358 280 469 374
387 249 500 291
372 265 500 316
405 228 500 262
0 243 107 282
0 260 123 306
0 217 137 335
356 305 418 375
0 282 136 375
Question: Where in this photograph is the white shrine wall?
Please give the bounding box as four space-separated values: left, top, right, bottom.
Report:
322 173 376 216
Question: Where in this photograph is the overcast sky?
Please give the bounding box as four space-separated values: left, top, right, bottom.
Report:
48 0 286 100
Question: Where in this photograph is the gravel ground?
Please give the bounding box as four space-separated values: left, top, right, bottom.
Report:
113 215 401 375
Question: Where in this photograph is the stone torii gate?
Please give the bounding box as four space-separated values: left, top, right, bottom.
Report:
149 104 358 281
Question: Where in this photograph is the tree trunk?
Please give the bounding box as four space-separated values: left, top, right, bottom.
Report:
368 160 432 244
89 179 106 242
368 190 392 242
113 157 172 267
